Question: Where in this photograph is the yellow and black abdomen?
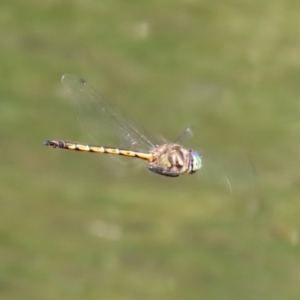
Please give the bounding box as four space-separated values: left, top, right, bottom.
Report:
44 140 152 161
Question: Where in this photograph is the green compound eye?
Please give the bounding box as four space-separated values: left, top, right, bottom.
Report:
189 151 202 173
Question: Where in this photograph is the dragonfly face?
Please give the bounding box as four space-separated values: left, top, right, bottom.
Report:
147 143 202 177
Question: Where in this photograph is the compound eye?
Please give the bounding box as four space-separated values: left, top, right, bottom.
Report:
190 151 202 173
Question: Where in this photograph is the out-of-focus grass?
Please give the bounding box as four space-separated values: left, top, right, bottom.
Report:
1 0 300 299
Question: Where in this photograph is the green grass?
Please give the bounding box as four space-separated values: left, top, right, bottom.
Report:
1 0 300 299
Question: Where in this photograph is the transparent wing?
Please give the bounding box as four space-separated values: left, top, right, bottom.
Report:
173 127 194 144
61 74 154 152
198 150 257 195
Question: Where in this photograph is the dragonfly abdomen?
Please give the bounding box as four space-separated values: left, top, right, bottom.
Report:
44 140 153 161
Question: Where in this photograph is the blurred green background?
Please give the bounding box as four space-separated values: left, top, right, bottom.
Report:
1 0 300 299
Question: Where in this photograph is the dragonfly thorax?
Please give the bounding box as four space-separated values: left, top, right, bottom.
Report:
147 143 202 177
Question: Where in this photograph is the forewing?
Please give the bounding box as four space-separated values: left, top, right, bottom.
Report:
61 74 154 152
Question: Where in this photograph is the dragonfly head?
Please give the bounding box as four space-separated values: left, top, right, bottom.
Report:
188 151 202 174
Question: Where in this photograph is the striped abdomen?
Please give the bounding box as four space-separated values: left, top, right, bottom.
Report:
44 140 153 161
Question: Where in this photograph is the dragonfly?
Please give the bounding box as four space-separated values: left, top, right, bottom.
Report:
44 74 202 177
